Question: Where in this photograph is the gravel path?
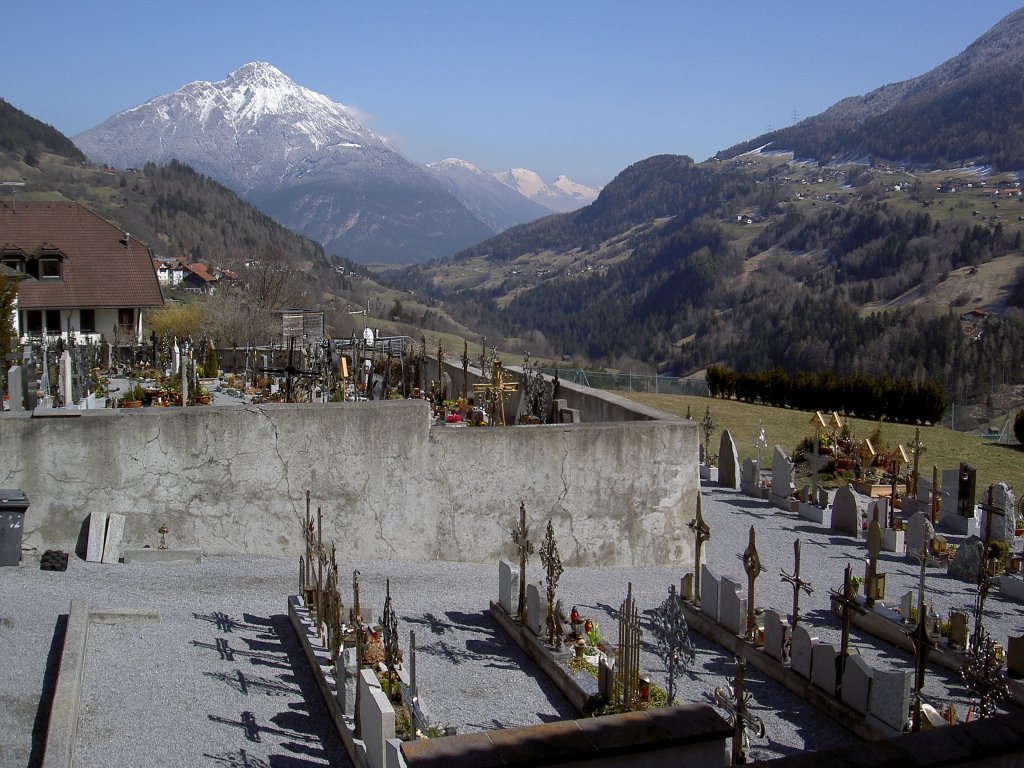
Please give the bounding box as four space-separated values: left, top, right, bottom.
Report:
2 479 1021 767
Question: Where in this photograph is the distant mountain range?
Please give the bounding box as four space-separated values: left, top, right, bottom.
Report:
72 62 596 264
491 168 601 213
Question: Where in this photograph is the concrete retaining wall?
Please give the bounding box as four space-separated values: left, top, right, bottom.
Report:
0 400 698 565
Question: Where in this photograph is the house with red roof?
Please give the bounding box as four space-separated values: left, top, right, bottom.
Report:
1 201 163 344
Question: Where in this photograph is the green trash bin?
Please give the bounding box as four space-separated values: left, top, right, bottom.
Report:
0 489 29 566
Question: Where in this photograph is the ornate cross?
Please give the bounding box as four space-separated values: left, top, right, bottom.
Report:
473 360 519 426
512 501 535 623
909 427 926 498
714 656 765 766
538 518 564 648
755 423 768 470
352 569 362 625
866 516 882 608
780 539 813 630
930 465 940 524
831 564 866 693
978 485 1004 547
461 340 469 399
382 578 400 690
649 584 696 705
615 582 643 710
688 494 711 606
961 631 1011 719
742 526 762 642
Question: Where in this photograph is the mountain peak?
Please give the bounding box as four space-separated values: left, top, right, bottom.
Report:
493 168 600 213
226 61 291 86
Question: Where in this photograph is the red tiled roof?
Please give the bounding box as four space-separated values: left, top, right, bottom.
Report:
186 262 217 282
1 201 163 310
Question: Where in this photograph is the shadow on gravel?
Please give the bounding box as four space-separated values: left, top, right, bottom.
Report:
27 613 67 768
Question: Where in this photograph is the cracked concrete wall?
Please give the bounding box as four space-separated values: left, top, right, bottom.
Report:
0 400 698 566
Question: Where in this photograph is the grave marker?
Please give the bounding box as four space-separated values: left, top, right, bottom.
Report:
763 609 788 663
101 513 125 564
714 657 765 766
742 526 762 641
538 518 564 647
718 429 740 489
525 581 544 637
811 642 838 694
831 565 866 694
719 577 747 637
688 494 710 606
700 564 722 622
790 625 816 679
780 539 813 630
769 446 795 510
511 501 535 623
649 584 695 705
498 559 519 615
86 511 108 563
868 669 912 734
614 582 643 710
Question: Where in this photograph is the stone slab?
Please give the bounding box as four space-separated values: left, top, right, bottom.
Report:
840 654 873 715
763 608 787 662
86 511 108 563
526 581 544 637
699 564 721 622
867 668 911 734
830 485 860 538
790 625 816 679
101 513 125 564
498 559 518 615
719 576 746 636
718 429 740 490
811 643 838 695
798 501 831 526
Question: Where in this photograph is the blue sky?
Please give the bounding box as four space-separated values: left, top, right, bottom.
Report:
6 2 1023 187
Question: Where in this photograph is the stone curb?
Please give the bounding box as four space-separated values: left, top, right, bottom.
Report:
42 603 160 768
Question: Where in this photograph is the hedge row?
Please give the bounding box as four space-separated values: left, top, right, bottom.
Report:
705 365 947 425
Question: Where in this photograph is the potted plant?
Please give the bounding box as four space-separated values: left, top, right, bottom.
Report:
122 383 144 408
194 385 212 405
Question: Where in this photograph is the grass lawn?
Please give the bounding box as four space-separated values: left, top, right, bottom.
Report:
623 392 1023 499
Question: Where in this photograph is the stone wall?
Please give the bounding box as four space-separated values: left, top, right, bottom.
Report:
0 399 698 565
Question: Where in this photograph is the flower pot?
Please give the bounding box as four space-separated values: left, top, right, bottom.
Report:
195 396 210 405
123 400 142 408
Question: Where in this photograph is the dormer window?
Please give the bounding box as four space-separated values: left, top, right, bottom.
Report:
1 245 27 274
40 258 61 279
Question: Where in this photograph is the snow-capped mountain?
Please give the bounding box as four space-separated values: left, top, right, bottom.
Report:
426 158 552 232
73 62 491 264
492 168 601 213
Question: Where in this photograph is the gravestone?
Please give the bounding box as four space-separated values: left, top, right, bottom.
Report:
811 642 838 694
101 513 125 564
338 646 358 716
763 609 788 663
598 656 616 701
841 655 873 714
940 468 960 517
769 445 796 510
830 485 860 538
790 625 816 679
718 576 747 636
899 591 914 622
86 512 109 563
498 559 519 615
699 564 722 622
358 668 395 768
880 527 906 556
817 488 829 509
740 458 759 497
984 483 1017 544
948 611 969 650
867 668 912 734
947 536 984 583
525 581 544 636
59 350 73 407
718 430 740 490
906 512 932 560
6 366 24 411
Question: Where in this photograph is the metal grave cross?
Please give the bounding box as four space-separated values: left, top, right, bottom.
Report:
866 516 883 608
382 578 400 689
714 656 765 766
909 427 926 498
688 494 711 606
260 336 315 403
961 632 1011 719
615 582 643 710
780 539 813 630
649 584 696 705
978 485 1005 547
831 564 866 693
472 359 519 426
538 518 564 648
512 501 535 623
741 526 763 642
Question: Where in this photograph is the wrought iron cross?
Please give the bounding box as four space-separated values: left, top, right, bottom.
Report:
781 539 813 630
473 360 519 426
908 427 926 498
512 501 535 623
461 340 469 399
688 494 711 606
830 564 866 694
807 436 829 502
538 518 564 648
714 656 765 766
382 578 400 690
649 583 696 705
866 516 882 608
742 526 762 642
961 631 1011 719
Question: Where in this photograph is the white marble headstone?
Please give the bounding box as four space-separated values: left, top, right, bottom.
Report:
101 513 126 564
867 668 912 734
790 625 816 679
498 559 519 615
699 564 722 622
810 643 838 694
86 511 109 563
718 429 740 490
719 576 747 636
830 484 860 538
763 609 788 662
841 654 873 714
525 581 544 636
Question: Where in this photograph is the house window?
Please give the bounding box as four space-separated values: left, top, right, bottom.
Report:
118 308 135 327
40 259 62 279
45 310 61 333
1 257 24 273
80 309 96 333
25 310 42 334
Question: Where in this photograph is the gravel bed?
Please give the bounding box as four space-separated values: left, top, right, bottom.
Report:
2 479 1021 766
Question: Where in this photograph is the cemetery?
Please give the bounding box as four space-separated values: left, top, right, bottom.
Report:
2 348 1024 766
